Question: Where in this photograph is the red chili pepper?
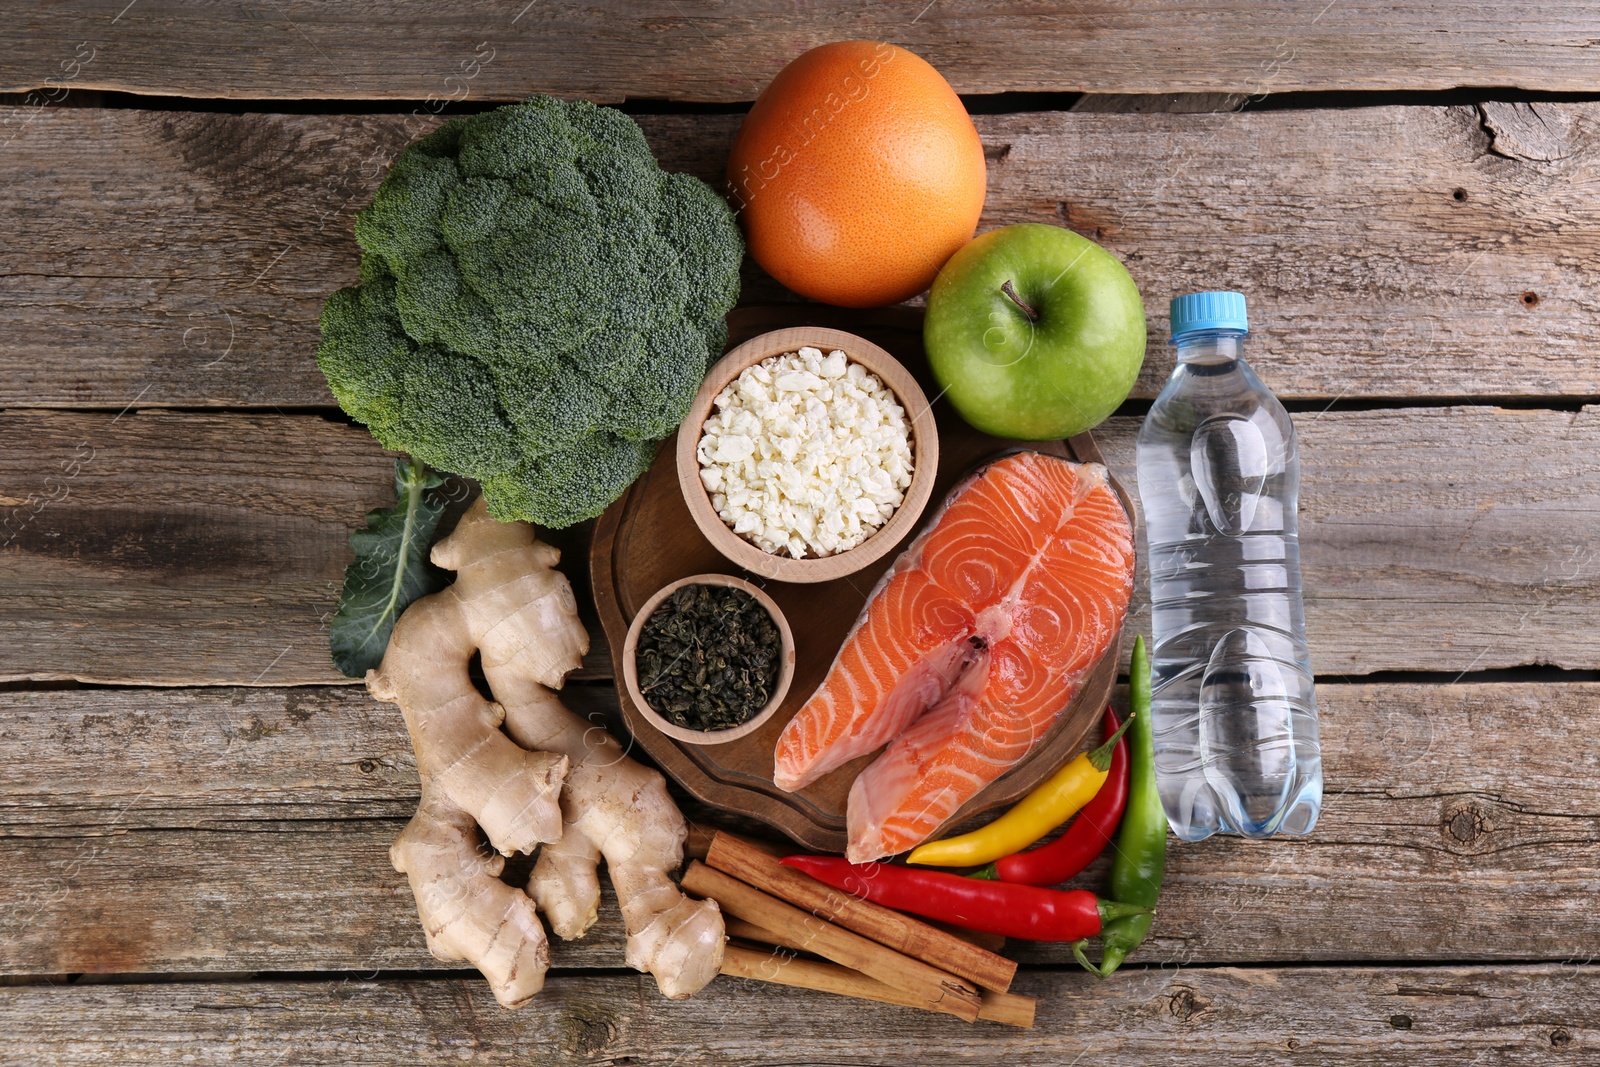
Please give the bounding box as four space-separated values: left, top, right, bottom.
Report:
780 855 1149 943
977 705 1130 886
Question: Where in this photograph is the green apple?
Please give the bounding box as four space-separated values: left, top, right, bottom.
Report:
924 223 1146 440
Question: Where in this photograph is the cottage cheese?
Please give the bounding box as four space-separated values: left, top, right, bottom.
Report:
697 347 915 558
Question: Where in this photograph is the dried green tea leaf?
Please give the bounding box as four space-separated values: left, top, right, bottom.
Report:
635 583 782 731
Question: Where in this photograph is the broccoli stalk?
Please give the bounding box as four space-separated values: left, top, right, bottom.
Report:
318 96 743 527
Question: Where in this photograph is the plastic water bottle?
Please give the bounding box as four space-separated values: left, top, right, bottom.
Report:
1136 291 1322 841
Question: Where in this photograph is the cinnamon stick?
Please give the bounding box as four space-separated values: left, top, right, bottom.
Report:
721 943 1035 1029
705 831 1017 993
727 916 997 966
684 822 716 861
725 916 813 953
681 860 982 1022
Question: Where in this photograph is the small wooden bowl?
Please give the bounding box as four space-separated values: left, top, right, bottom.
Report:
676 326 940 584
621 573 797 746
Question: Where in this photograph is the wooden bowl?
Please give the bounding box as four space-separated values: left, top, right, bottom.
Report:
620 573 797 746
675 326 940 584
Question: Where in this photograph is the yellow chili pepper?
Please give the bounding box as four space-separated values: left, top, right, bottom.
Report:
906 711 1134 868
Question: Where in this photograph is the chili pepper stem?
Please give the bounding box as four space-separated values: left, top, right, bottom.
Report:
969 864 999 881
1086 712 1135 773
1071 939 1098 976
1072 938 1124 980
1096 899 1152 924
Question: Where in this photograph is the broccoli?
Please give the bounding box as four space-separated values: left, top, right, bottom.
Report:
317 96 743 527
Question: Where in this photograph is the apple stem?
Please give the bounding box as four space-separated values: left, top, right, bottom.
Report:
1000 279 1039 322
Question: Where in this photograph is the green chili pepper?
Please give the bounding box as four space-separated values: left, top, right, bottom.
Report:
1074 635 1166 978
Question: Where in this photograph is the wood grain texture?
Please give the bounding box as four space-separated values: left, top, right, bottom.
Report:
5 2 1600 100
3 105 1600 406
1 683 1594 976
0 410 395 686
0 966 1593 1066
4 402 1599 684
0 410 608 685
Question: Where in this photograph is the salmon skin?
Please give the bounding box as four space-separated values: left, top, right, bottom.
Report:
773 451 1135 863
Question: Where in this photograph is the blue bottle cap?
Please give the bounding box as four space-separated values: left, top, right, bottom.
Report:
1170 291 1248 339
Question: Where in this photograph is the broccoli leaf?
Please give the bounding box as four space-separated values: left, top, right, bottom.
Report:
329 457 451 678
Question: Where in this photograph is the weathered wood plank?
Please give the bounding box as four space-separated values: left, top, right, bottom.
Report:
1 683 1594 975
5 2 1600 101
0 410 394 686
2 105 1598 406
0 411 609 685
0 966 1593 1066
4 405 1599 684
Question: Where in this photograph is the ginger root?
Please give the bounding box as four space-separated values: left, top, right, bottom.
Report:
368 498 724 1006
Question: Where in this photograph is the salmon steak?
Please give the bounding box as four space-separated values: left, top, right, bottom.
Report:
772 451 1135 862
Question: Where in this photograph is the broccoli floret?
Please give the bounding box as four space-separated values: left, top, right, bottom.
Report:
479 432 660 530
317 96 743 526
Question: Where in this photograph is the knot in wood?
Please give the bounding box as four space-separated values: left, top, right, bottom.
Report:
1447 806 1484 843
1168 986 1206 1022
565 1012 618 1056
1551 1027 1572 1047
1439 797 1499 854
1389 1014 1413 1030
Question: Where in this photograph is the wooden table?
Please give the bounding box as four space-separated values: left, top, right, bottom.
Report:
2 4 1597 1063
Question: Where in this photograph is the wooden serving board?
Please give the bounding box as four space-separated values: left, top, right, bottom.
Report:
591 306 1135 853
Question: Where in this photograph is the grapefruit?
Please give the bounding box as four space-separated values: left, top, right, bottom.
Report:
728 41 987 308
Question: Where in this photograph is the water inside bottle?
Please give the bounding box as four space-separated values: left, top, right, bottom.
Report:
1191 414 1268 535
1138 329 1323 841
1198 628 1299 831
